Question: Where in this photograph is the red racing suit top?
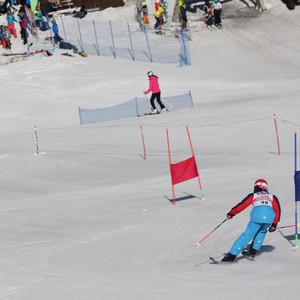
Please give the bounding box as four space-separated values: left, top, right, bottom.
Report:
229 192 281 224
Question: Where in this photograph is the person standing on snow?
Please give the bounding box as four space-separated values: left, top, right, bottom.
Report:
141 1 150 28
211 0 222 28
154 3 164 30
6 9 17 38
203 0 214 29
221 179 281 262
51 18 61 43
143 71 166 114
179 1 188 30
19 8 28 45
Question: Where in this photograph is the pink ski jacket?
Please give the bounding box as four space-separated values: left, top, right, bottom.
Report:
144 75 161 94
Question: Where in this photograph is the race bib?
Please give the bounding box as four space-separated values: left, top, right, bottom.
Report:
252 192 273 207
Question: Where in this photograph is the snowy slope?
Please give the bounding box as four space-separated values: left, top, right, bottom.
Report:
0 0 300 299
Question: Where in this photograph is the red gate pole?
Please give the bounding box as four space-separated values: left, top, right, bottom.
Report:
139 122 146 160
186 125 204 199
273 113 281 155
166 129 176 205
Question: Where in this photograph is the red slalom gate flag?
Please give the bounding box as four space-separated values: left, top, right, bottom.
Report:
170 156 199 185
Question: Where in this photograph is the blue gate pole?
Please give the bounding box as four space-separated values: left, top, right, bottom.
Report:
93 19 100 55
46 16 55 48
189 90 194 106
181 30 188 66
127 22 135 61
76 17 84 51
109 20 116 58
143 29 153 62
60 14 68 42
295 133 299 248
78 107 83 125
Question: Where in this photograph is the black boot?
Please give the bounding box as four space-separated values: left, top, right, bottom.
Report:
242 248 257 259
221 253 236 262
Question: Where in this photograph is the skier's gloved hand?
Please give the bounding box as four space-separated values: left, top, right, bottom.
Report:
227 212 235 220
269 223 277 232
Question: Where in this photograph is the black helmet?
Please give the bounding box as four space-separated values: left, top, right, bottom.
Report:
147 71 154 77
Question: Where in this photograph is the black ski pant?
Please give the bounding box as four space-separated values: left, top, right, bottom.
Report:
150 92 165 110
214 10 222 26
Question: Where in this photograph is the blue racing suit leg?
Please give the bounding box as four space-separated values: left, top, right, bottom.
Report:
251 223 269 251
229 222 261 256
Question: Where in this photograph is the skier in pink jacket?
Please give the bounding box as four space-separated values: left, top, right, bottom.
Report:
144 71 167 114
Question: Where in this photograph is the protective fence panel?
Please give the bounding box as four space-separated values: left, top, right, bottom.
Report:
54 17 190 65
79 92 193 125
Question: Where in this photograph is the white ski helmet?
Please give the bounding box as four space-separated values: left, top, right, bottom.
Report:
147 71 154 77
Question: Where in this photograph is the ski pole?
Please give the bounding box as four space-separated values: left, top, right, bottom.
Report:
277 223 300 230
195 218 227 247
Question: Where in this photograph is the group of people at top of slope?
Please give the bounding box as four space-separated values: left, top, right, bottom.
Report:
0 0 50 49
0 1 31 49
0 0 87 51
136 0 168 30
137 0 223 31
179 0 223 30
203 0 223 29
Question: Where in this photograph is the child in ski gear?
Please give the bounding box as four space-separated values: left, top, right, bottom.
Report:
54 33 79 53
51 18 62 43
143 71 166 114
212 0 222 28
221 179 281 262
19 9 28 45
203 0 214 28
141 1 149 27
6 10 17 38
0 25 11 49
49 18 78 52
154 4 164 30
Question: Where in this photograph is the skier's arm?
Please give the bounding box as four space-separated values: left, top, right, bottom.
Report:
272 195 281 224
144 80 153 94
228 194 254 217
269 196 280 232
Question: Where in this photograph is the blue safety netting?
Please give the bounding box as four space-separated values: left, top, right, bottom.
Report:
55 17 191 65
79 92 193 125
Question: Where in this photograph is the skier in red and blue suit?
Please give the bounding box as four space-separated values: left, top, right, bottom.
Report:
221 179 281 262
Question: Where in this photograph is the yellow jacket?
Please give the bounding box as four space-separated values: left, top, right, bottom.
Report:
154 6 164 18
